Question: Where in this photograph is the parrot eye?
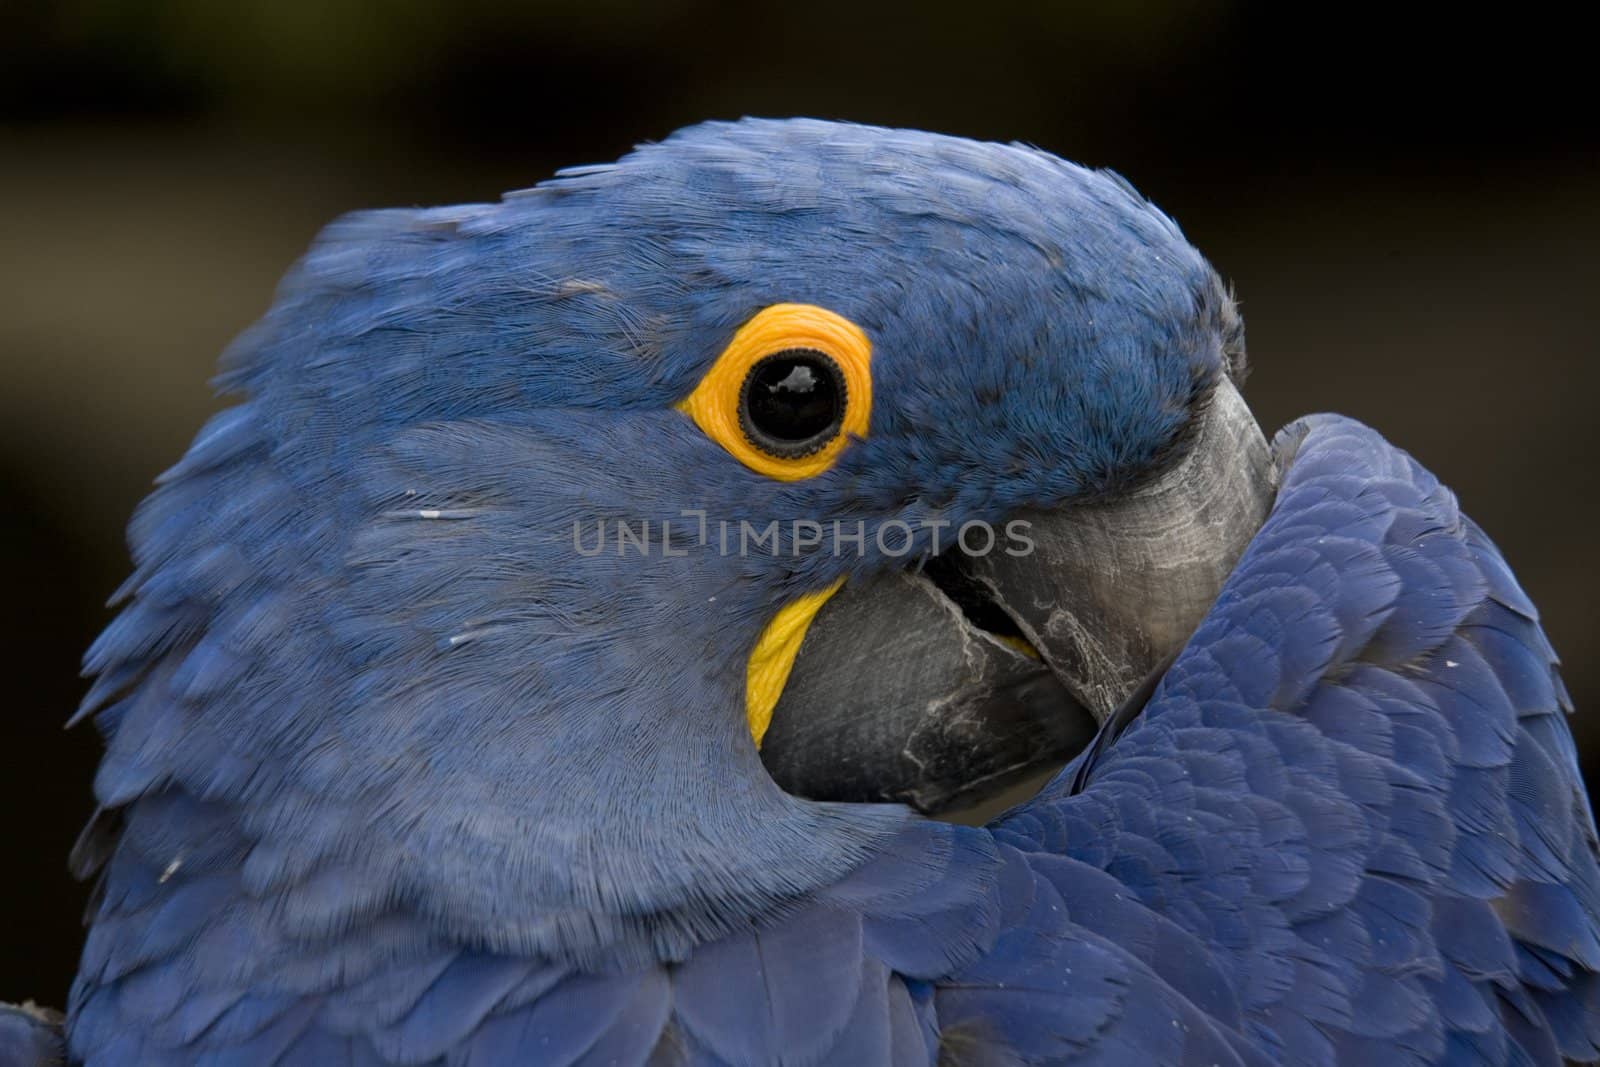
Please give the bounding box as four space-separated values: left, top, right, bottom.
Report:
678 303 872 481
738 349 847 458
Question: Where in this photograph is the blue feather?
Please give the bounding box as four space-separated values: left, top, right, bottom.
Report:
61 120 1600 1066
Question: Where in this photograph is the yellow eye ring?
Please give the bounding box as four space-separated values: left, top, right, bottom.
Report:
678 303 872 481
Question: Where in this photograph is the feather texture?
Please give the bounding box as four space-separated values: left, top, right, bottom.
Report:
63 120 1595 1065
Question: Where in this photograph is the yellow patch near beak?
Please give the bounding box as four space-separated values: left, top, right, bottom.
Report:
996 634 1041 660
746 577 845 747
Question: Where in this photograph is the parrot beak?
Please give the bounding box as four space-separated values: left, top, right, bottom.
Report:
760 376 1276 814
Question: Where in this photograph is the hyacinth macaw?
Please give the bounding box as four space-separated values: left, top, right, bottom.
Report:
21 118 1600 1066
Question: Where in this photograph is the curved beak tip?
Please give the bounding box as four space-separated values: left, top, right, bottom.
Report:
761 378 1275 813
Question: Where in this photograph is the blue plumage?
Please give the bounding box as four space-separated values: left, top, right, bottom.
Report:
0 1005 63 1067
53 119 1598 1065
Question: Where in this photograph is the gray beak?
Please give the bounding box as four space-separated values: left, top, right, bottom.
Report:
760 377 1276 813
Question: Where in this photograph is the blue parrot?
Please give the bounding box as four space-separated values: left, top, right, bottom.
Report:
38 119 1600 1065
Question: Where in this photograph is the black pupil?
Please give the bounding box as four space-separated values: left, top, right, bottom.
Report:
741 349 844 456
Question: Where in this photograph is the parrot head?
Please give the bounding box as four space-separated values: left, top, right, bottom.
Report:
83 118 1272 966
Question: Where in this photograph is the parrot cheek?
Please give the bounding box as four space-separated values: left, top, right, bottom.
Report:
759 377 1276 815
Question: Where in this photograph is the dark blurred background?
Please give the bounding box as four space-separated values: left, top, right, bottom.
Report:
2 0 1594 1004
